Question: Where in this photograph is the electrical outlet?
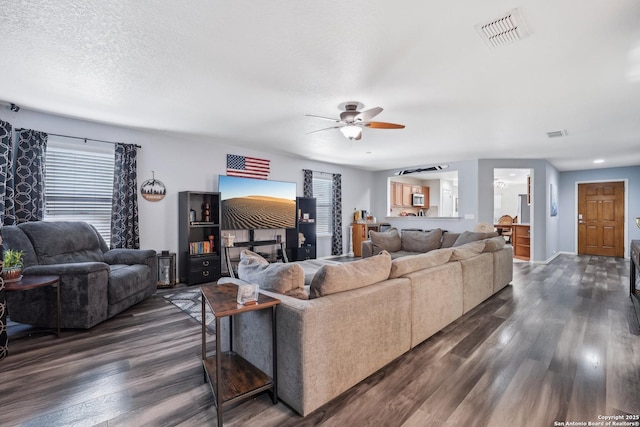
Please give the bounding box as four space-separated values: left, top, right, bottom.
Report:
464 214 475 220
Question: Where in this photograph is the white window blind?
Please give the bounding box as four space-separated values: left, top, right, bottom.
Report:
312 175 333 235
44 137 115 243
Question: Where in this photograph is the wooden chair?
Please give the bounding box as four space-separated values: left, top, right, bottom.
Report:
497 215 514 244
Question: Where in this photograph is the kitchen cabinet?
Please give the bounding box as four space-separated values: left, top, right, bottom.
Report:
402 184 412 207
390 182 430 208
391 182 403 207
421 187 430 208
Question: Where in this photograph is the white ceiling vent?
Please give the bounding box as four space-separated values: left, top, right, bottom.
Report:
547 130 567 138
476 8 529 48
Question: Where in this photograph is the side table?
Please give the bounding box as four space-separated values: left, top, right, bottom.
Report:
200 283 280 426
4 275 61 337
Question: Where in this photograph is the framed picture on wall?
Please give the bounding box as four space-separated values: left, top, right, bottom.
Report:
550 184 558 217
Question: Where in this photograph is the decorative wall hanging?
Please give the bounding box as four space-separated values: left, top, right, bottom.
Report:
226 154 270 180
140 171 166 202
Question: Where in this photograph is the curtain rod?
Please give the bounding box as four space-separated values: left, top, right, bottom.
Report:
305 169 334 176
15 128 141 148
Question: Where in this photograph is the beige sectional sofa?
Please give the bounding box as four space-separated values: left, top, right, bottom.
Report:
217 234 513 416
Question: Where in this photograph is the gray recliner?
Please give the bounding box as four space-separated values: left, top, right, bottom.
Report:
2 221 157 329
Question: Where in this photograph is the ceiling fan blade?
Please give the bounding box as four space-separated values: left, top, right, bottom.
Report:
306 125 341 135
305 114 341 123
355 107 383 122
364 121 405 129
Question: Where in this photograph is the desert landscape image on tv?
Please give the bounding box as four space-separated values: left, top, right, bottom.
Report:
219 176 296 230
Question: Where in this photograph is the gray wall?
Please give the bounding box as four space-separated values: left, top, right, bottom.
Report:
2 108 374 261
558 165 640 255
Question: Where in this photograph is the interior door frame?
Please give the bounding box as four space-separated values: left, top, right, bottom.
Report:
493 167 534 262
574 179 628 257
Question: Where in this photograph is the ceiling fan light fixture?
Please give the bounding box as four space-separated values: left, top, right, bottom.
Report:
340 125 362 140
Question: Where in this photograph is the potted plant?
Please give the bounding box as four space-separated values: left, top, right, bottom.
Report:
2 249 24 283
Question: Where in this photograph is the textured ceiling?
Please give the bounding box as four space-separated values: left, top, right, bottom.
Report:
1 0 639 172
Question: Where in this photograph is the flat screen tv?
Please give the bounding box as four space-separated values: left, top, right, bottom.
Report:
219 175 297 230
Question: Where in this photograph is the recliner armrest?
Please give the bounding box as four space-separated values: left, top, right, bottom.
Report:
23 262 110 276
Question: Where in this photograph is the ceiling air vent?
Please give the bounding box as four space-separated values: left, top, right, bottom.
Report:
546 130 567 138
476 8 529 48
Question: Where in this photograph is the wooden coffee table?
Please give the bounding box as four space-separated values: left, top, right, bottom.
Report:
200 283 280 426
4 275 61 337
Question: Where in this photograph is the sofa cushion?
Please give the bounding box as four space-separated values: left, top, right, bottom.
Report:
400 229 442 253
18 221 105 265
450 240 486 261
440 232 460 248
238 250 307 299
482 236 506 252
309 251 392 298
369 227 402 254
389 248 453 278
453 231 498 247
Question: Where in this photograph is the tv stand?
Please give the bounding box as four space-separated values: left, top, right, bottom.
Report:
224 239 289 279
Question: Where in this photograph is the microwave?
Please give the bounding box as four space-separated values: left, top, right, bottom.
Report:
412 193 425 207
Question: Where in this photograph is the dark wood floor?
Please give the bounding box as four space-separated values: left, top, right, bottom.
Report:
1 254 639 426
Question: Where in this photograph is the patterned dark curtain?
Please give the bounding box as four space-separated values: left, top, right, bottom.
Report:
111 143 139 249
0 269 6 360
331 173 343 255
302 169 313 198
14 129 47 223
0 120 16 226
0 120 13 359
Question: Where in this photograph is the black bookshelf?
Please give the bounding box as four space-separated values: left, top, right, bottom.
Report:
286 197 317 261
178 191 221 285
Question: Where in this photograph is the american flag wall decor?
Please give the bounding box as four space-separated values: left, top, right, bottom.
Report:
226 154 270 179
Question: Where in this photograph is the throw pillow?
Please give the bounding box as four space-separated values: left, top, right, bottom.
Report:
369 227 402 254
450 241 485 261
400 229 442 253
482 236 506 252
309 251 392 298
389 248 453 278
237 250 308 299
453 231 498 247
440 232 460 248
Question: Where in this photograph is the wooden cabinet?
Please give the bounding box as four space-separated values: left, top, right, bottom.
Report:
389 182 430 208
402 184 412 207
352 224 369 257
391 182 403 207
178 192 222 284
513 224 530 261
422 186 430 208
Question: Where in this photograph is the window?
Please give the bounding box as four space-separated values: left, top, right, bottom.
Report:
44 137 115 242
312 174 333 235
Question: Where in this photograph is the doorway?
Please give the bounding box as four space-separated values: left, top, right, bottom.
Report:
577 181 625 257
493 168 533 261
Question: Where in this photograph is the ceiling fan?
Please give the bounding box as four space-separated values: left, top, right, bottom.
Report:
306 102 405 140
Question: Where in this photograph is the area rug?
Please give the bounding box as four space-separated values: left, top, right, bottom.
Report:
163 289 216 333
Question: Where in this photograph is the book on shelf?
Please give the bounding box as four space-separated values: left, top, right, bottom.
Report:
189 241 217 255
